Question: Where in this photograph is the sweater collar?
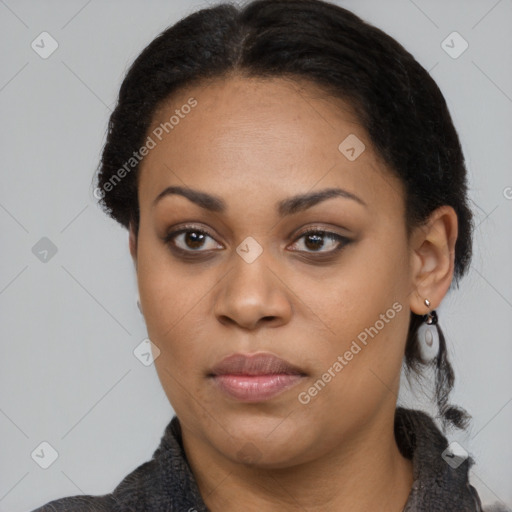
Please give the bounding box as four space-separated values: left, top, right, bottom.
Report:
394 407 483 511
113 408 482 511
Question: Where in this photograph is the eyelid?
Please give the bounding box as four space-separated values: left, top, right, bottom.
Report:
293 224 349 238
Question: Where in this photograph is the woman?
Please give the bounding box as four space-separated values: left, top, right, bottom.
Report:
32 0 509 510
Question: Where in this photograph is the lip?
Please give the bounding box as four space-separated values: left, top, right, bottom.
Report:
208 352 307 403
210 352 306 376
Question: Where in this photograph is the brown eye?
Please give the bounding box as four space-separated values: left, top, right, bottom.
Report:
181 231 206 250
164 226 222 253
289 229 350 254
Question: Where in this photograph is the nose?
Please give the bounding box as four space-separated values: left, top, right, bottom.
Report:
213 252 293 331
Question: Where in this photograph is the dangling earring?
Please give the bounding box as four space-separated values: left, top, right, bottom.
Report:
136 294 143 315
417 298 439 363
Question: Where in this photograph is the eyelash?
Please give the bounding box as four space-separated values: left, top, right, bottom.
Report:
163 224 351 259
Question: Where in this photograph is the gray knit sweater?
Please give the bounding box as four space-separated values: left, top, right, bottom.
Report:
32 408 509 511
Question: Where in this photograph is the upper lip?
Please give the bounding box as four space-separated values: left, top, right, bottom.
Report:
209 352 306 376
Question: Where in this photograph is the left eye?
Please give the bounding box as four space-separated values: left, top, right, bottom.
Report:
289 230 348 253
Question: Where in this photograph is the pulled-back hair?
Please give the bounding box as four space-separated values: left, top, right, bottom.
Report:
94 0 473 429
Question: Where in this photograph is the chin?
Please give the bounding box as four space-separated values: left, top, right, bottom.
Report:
210 409 313 467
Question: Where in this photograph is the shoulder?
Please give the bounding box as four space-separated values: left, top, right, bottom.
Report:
30 493 117 511
29 416 203 511
483 505 512 512
30 459 157 511
395 408 511 512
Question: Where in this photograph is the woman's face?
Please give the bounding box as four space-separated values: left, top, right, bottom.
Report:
132 75 417 468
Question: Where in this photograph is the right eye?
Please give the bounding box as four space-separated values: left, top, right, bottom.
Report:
163 225 224 254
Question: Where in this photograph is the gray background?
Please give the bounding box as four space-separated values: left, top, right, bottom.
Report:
0 0 511 510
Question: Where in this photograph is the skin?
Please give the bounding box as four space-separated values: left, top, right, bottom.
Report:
128 73 458 511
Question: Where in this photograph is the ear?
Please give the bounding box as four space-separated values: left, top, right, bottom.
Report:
129 221 138 269
409 205 458 315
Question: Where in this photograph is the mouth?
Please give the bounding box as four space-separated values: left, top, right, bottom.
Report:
208 352 307 403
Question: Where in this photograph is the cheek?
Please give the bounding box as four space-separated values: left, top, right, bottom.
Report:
292 231 411 401
136 230 188 320
299 231 410 336
135 235 215 369
136 240 182 346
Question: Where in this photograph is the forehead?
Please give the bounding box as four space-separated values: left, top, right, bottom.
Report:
137 74 403 215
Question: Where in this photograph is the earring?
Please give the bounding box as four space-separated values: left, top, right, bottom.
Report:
136 294 143 315
417 298 439 363
423 298 438 325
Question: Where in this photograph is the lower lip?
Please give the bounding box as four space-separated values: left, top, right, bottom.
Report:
211 374 305 402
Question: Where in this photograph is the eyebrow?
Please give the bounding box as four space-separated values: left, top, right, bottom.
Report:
152 185 367 216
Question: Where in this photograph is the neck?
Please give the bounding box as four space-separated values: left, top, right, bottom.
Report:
181 407 414 512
